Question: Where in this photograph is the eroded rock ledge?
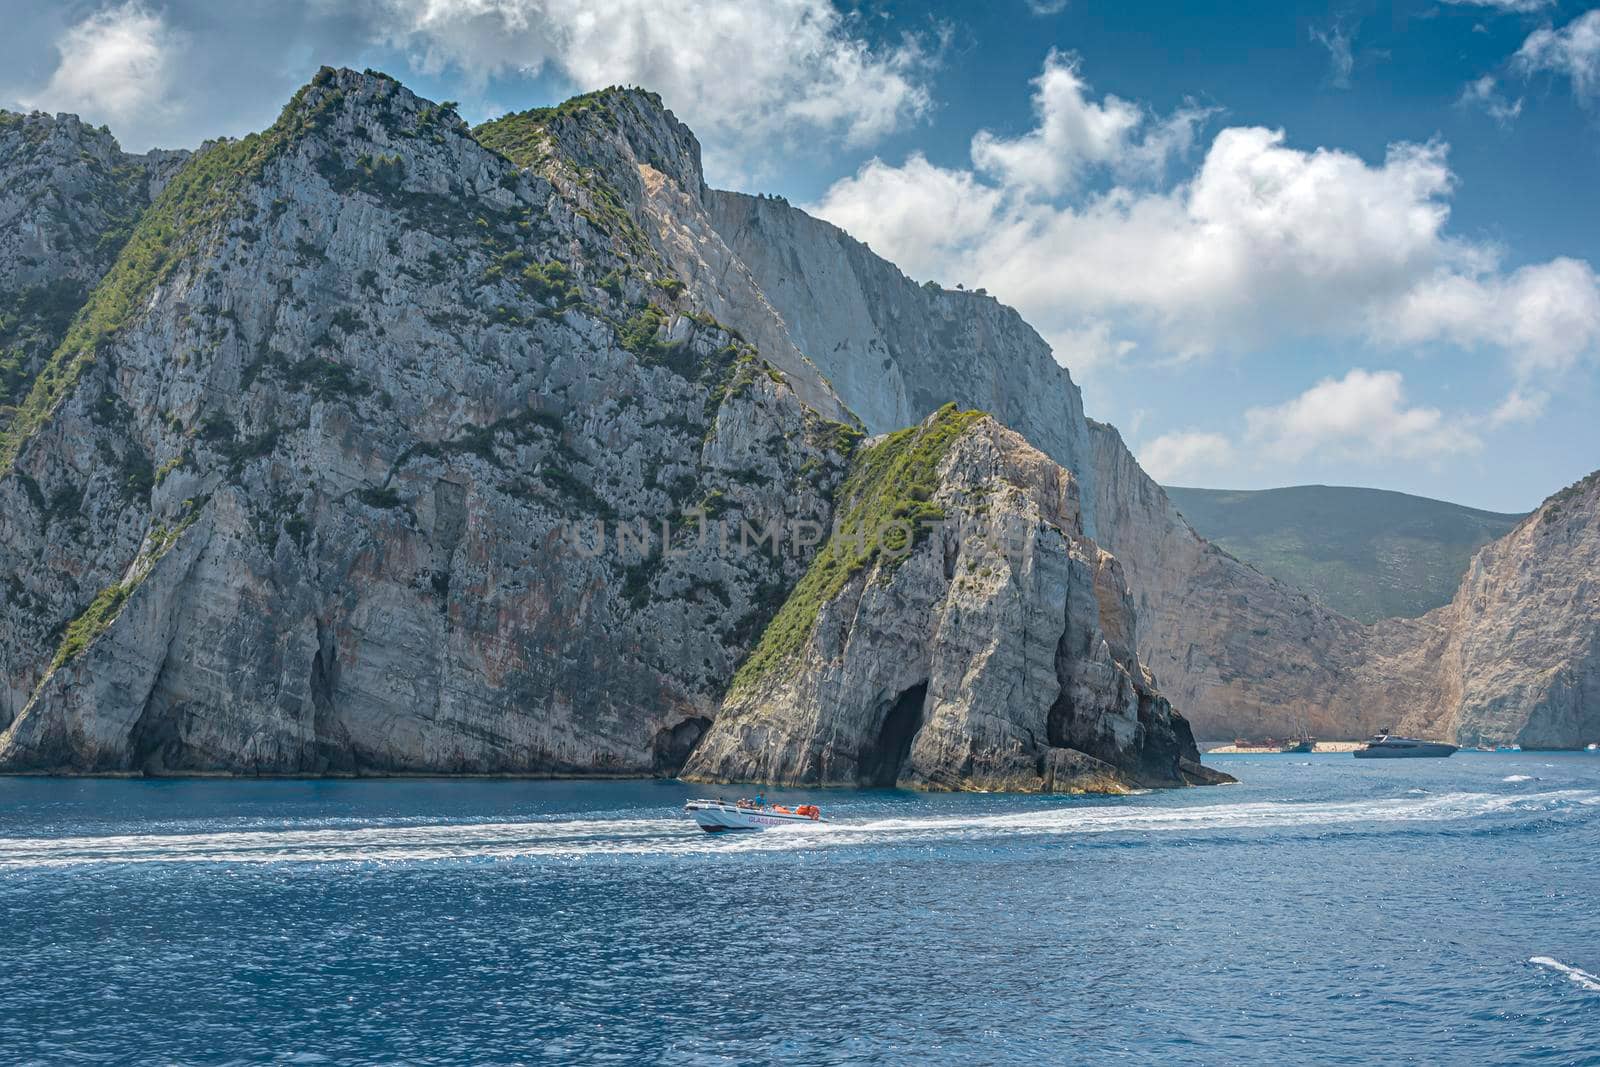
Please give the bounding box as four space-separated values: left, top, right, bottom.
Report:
684 407 1232 793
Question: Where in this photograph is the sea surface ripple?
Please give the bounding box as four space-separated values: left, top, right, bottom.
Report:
1 753 1597 1064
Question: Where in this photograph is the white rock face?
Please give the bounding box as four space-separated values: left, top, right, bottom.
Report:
684 136 1599 748
693 184 1375 740
1377 472 1600 747
684 412 1225 791
0 112 184 430
0 72 852 773
1 72 1591 776
704 190 1100 533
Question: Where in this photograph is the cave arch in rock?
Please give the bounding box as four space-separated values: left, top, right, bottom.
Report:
860 682 928 787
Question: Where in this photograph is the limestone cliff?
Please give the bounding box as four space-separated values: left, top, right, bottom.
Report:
1377 471 1600 748
1 70 1588 781
0 71 856 774
0 111 183 430
685 408 1225 791
684 125 1597 748
697 174 1375 740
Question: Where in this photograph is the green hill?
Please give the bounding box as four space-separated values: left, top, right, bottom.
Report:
1163 485 1526 623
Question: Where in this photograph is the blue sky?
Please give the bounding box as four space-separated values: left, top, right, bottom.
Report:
4 0 1597 510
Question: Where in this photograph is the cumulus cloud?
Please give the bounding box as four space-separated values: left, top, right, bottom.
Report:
969 50 1206 194
368 0 937 155
1137 431 1236 484
814 153 1003 277
810 56 1600 387
1243 370 1480 462
6 0 936 166
1515 9 1600 101
19 3 181 130
1381 257 1600 378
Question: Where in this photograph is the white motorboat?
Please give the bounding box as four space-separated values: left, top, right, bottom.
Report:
684 798 824 832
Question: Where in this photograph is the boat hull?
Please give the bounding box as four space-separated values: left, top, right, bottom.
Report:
1354 741 1458 758
683 800 824 832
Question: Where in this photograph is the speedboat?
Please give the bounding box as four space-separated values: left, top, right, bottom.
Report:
1353 732 1458 759
684 798 824 832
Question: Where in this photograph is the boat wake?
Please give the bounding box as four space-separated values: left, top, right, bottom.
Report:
1 789 1593 869
1529 956 1600 992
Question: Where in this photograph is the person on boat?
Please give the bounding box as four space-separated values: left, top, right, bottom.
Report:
754 792 765 808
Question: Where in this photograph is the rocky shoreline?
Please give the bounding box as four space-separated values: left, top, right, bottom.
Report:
1 68 1592 784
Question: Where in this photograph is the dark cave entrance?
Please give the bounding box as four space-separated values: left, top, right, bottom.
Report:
652 716 711 776
860 682 928 787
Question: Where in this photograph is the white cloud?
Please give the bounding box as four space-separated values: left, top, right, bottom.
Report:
1489 388 1549 426
19 3 180 129
1042 320 1136 374
810 57 1600 390
814 153 1003 279
370 0 936 162
1310 22 1354 90
1381 257 1600 378
1137 431 1237 484
1458 75 1523 124
1440 0 1552 11
1515 10 1600 101
969 50 1205 194
1243 370 1480 462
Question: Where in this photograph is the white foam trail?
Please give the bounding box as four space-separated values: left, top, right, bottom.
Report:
0 789 1593 869
1503 775 1535 782
1530 957 1600 992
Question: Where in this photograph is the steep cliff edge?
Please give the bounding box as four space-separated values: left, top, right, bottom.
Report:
685 408 1226 791
0 71 854 773
1084 421 1376 741
698 185 1379 739
691 138 1597 747
704 190 1098 533
1376 471 1600 748
0 111 183 433
2 71 1588 778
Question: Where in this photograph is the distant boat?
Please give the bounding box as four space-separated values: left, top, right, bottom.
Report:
1354 732 1458 759
1587 743 1598 752
1282 736 1316 754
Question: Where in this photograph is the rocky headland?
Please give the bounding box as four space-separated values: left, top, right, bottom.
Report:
0 69 1592 787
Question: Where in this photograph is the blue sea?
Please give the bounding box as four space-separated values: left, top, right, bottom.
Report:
2 754 1598 1065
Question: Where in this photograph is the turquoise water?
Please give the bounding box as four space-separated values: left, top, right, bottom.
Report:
2 754 1598 1064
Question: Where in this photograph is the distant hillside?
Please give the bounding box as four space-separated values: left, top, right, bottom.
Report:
1164 485 1526 623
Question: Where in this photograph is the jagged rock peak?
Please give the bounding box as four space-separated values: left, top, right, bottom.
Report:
0 61 859 774
475 85 706 200
0 110 186 435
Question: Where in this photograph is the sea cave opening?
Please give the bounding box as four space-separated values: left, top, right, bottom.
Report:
652 716 711 776
860 682 928 787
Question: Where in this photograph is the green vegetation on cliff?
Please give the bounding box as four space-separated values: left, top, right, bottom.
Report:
730 404 987 693
0 68 354 474
1165 484 1525 622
